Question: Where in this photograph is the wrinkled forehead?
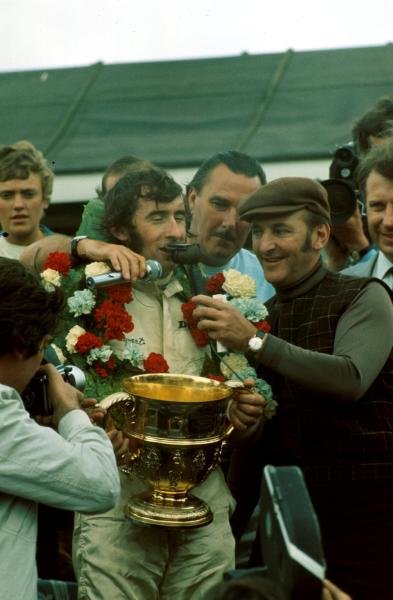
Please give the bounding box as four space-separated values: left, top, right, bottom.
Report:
201 165 261 202
135 194 185 213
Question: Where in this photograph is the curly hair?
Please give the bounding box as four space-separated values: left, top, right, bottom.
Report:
101 167 183 246
0 140 54 203
0 258 64 358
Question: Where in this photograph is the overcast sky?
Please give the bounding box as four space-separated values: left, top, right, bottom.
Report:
1 0 392 72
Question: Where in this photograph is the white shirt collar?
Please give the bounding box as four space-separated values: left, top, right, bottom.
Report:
373 251 393 288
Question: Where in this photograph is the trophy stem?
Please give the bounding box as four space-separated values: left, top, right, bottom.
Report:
125 490 213 528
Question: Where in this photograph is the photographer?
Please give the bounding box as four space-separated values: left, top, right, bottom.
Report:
324 94 393 271
0 257 120 600
323 143 375 271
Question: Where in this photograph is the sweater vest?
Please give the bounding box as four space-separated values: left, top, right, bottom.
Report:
260 272 393 482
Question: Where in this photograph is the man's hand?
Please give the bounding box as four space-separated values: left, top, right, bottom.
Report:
228 379 266 431
76 238 147 282
322 579 352 600
20 234 148 283
325 206 369 271
192 294 256 352
107 430 131 464
41 363 84 427
81 398 106 426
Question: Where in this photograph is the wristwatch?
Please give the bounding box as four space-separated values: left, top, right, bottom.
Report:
70 235 88 261
247 330 266 353
348 244 373 265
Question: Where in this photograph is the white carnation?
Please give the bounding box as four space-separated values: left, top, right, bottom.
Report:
220 353 250 379
41 268 61 290
65 325 86 353
85 262 111 277
222 269 256 298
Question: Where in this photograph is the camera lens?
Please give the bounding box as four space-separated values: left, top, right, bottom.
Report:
319 179 358 224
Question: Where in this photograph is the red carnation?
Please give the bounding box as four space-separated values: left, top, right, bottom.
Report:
106 356 116 370
181 300 197 324
94 300 134 340
143 352 169 373
205 272 225 295
108 285 133 304
255 320 271 333
93 356 116 378
75 332 103 354
43 252 71 276
190 327 210 347
94 364 110 377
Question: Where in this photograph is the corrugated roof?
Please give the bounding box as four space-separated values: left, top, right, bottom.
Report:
1 44 393 173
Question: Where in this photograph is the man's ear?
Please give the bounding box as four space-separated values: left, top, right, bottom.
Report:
13 349 26 361
109 226 129 243
313 223 331 250
187 188 197 215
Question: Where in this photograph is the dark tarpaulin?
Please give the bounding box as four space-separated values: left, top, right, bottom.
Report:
1 44 393 173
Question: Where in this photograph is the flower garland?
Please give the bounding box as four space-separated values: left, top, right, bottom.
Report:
41 252 169 399
181 268 277 419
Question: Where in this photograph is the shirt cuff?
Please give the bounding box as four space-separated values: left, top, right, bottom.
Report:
58 409 93 438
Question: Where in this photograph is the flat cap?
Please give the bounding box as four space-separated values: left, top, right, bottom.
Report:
239 176 330 223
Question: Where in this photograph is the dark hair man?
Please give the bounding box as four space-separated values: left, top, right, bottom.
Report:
342 138 393 288
352 94 393 156
0 141 55 258
48 167 265 600
76 154 156 241
186 150 274 301
0 257 120 600
191 177 393 600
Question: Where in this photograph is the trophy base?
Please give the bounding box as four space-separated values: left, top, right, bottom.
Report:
125 491 213 528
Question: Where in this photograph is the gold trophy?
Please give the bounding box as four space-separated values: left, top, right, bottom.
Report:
101 373 234 528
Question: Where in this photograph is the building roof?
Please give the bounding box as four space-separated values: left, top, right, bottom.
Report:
2 44 393 173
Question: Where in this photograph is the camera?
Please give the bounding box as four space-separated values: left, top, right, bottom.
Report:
329 142 359 183
320 142 363 224
22 347 85 417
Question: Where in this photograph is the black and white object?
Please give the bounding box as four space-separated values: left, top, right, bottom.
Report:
70 235 88 260
247 330 266 353
212 293 228 353
86 259 163 288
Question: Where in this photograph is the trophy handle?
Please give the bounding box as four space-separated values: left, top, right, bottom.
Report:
224 423 235 438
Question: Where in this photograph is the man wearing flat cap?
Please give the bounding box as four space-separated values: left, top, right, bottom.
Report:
192 176 393 600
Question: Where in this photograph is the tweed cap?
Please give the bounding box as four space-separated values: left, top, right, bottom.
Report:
238 176 331 222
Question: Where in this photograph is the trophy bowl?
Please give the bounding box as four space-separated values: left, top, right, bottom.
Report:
101 373 234 528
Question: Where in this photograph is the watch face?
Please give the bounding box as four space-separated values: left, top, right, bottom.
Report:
248 335 263 352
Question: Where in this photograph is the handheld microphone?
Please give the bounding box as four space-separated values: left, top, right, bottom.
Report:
166 243 204 265
86 259 163 289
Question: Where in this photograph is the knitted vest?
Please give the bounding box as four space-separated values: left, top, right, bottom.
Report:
260 271 393 482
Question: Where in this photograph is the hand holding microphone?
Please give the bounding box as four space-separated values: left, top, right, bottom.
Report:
86 259 163 289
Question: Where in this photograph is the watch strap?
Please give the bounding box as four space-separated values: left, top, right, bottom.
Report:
70 236 88 262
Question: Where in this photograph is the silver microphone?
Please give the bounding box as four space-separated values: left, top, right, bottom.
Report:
86 259 163 289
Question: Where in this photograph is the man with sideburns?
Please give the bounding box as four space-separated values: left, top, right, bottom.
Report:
192 176 393 600
41 166 266 600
